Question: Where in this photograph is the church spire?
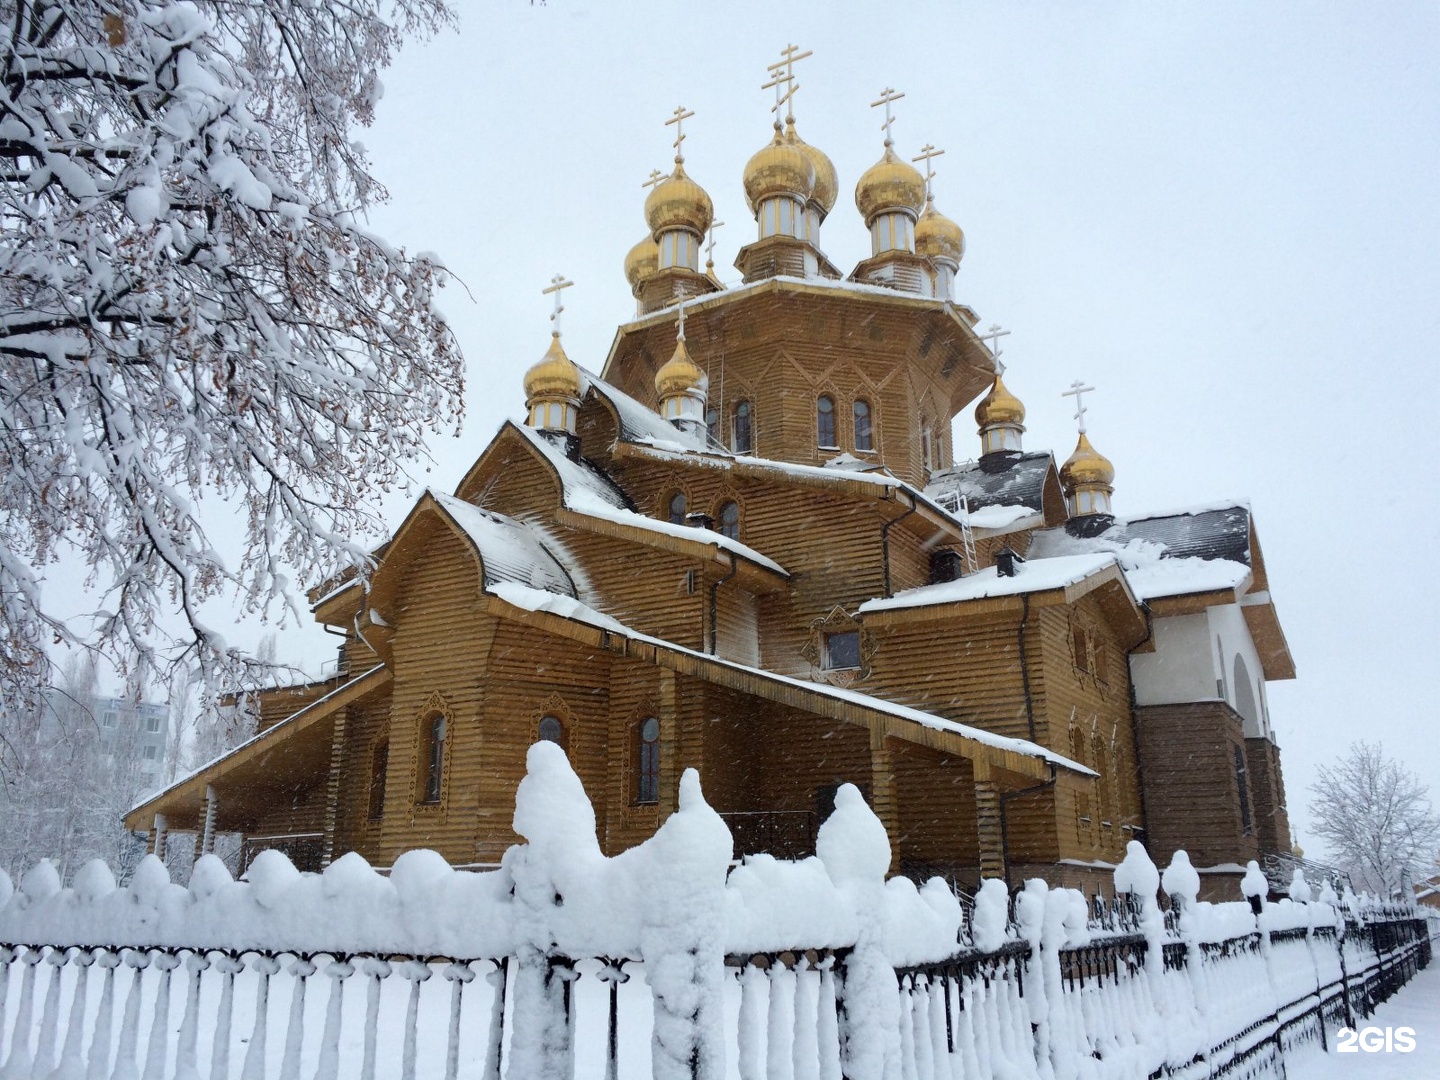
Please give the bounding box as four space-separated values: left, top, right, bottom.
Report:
523 275 582 435
912 144 965 300
637 107 720 313
1059 381 1116 523
974 326 1023 458
654 302 708 434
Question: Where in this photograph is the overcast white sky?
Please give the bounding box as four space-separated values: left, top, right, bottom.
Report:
216 1 1440 860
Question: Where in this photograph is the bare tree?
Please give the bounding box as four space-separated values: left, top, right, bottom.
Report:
0 0 463 755
1309 741 1440 897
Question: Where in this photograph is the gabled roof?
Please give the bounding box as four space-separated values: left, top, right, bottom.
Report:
483 581 1095 786
430 491 576 597
579 368 712 453
925 452 1056 515
509 424 633 510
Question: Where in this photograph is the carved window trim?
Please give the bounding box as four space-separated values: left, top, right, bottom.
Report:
412 691 454 811
534 693 576 757
801 607 877 687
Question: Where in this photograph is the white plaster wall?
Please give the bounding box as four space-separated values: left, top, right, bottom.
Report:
1130 612 1218 705
1208 604 1270 740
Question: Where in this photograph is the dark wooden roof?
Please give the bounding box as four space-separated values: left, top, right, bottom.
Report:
924 452 1055 513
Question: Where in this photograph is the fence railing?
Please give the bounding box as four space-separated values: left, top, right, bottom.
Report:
2 746 1436 1080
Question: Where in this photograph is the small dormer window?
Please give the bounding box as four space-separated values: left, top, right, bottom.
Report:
823 631 861 671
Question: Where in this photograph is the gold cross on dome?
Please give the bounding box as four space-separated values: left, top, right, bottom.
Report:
542 274 573 337
676 301 687 342
665 105 695 157
761 69 797 118
871 87 905 147
765 44 812 120
912 143 945 200
1062 380 1096 434
980 324 1011 376
642 168 666 190
705 221 725 269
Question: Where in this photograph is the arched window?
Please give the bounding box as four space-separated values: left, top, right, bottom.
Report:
853 399 873 452
421 715 445 804
733 400 753 454
816 394 836 449
667 492 687 525
717 500 739 540
368 740 389 820
705 406 720 443
636 717 660 805
538 714 565 750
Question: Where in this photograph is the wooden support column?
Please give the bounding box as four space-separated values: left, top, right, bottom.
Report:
973 762 1005 882
201 786 218 855
151 813 168 860
319 709 348 868
658 668 680 818
868 728 900 875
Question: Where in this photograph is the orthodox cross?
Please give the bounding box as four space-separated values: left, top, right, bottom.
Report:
980 323 1011 376
765 44 812 120
761 68 797 119
676 301 687 342
665 105 695 158
912 143 945 200
705 220 725 271
1062 380 1096 434
642 168 666 190
542 274 573 337
871 87 905 146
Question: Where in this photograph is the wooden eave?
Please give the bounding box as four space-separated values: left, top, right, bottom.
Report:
480 592 1089 789
124 665 392 833
554 507 788 594
600 278 996 418
1241 594 1296 681
860 563 1149 649
1144 586 1246 619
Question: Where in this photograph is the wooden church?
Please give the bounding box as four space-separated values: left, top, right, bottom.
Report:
129 68 1295 898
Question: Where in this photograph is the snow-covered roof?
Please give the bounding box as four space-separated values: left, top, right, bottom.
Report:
511 423 632 510
430 492 575 597
623 440 906 491
487 581 1094 778
858 553 1124 615
579 368 711 454
561 497 788 577
1027 502 1253 601
924 452 1055 516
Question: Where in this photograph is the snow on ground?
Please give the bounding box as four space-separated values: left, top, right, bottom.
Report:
1288 963 1440 1080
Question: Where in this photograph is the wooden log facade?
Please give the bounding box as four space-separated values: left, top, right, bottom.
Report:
129 134 1298 895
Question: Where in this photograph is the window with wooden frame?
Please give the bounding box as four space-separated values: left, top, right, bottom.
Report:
635 717 660 805
705 406 720 444
666 491 687 526
816 394 837 449
368 740 389 820
419 714 446 805
733 400 753 454
717 500 740 540
853 399 873 452
538 714 567 753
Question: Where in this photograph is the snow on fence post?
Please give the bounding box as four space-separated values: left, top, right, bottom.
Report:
815 784 901 1080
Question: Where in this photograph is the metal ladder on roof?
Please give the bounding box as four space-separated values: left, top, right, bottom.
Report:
958 494 980 575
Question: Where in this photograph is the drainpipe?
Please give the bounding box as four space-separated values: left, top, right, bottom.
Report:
708 555 739 655
1000 768 1058 891
880 494 917 598
1127 604 1156 849
1017 594 1037 743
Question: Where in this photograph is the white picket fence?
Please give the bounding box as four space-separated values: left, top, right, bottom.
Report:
1 744 1434 1080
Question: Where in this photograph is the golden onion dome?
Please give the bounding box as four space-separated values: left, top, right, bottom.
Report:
523 334 582 403
624 234 660 291
786 119 838 217
654 336 706 400
644 159 713 238
742 126 815 212
854 145 926 225
915 198 966 264
974 375 1025 429
1060 432 1116 491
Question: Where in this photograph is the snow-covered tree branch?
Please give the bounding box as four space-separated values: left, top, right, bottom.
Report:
1309 740 1440 897
0 1 462 733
